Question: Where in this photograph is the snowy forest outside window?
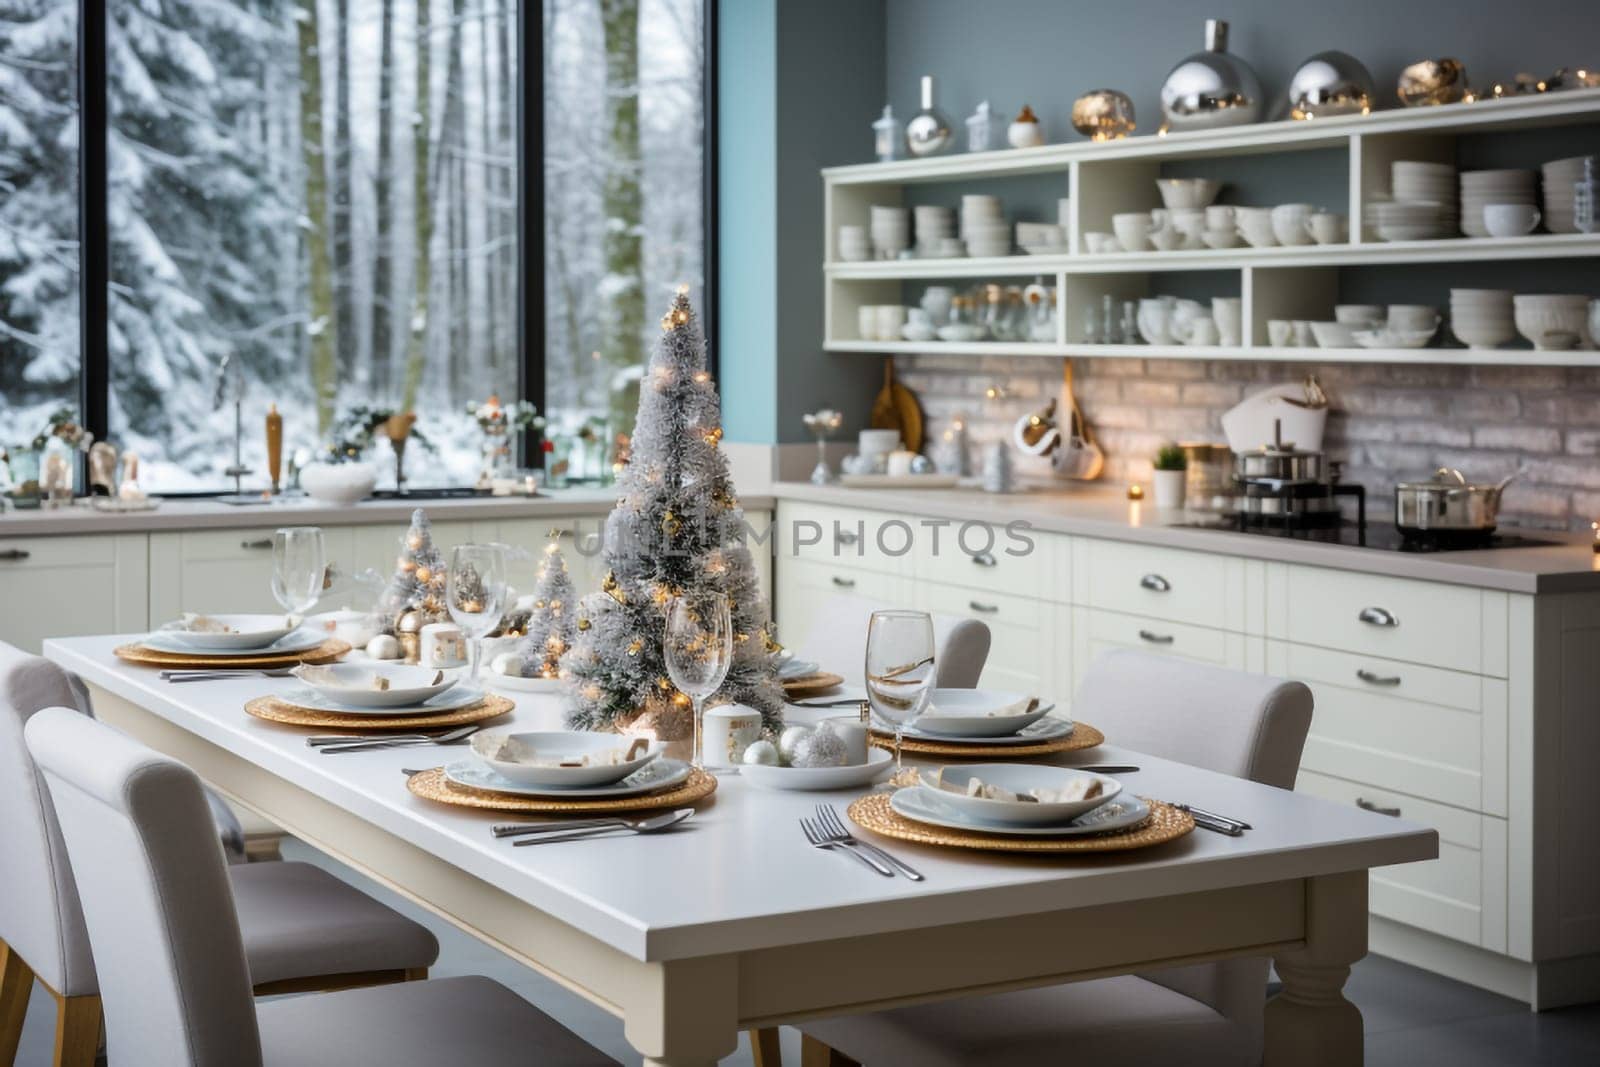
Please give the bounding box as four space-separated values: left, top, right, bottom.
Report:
0 0 706 492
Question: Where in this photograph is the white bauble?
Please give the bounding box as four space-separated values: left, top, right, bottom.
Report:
366 634 402 660
742 740 780 767
490 652 518 676
777 725 812 765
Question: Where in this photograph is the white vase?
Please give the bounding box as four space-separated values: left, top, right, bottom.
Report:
300 461 378 505
1152 469 1187 510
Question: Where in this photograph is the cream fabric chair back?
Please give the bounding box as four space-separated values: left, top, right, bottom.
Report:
24 708 263 1067
0 640 97 996
795 594 991 688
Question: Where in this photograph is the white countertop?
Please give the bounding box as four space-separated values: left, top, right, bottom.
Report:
48 634 1434 963
774 481 1600 595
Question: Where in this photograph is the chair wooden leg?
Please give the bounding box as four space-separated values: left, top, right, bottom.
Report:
50 993 100 1067
403 967 428 981
749 1026 783 1067
801 1034 860 1067
1 939 36 1065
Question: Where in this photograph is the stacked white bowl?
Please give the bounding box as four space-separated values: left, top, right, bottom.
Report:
913 205 955 257
961 195 1009 257
1513 293 1592 351
1391 161 1458 234
837 224 870 262
1460 169 1537 238
1449 288 1515 350
1541 155 1592 234
869 205 910 259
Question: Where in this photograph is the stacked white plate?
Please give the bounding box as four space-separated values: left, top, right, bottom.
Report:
961 194 1010 257
869 205 909 259
1449 288 1515 350
1392 161 1458 232
836 224 869 262
1513 293 1593 351
1374 200 1453 241
1460 169 1537 238
912 204 954 256
1541 155 1593 234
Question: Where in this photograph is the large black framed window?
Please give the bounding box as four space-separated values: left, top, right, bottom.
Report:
0 0 713 492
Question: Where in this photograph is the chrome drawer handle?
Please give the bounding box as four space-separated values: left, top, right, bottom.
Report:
971 551 997 567
1139 573 1171 592
835 530 860 546
1137 629 1174 645
831 576 856 589
1358 606 1398 627
241 538 273 550
0 548 31 561
968 600 999 614
1356 797 1402 818
1356 669 1401 687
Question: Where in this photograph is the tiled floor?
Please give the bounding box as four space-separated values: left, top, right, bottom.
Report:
14 839 1600 1064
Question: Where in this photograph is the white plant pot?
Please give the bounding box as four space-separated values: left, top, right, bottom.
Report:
300 461 378 505
1152 469 1187 510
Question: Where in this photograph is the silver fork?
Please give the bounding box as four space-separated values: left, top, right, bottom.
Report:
316 725 482 753
800 815 893 876
814 804 924 881
162 667 298 682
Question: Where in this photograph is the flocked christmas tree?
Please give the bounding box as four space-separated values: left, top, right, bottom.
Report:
377 509 449 634
563 291 784 735
504 533 577 679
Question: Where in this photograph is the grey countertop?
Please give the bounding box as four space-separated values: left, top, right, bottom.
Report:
772 481 1600 596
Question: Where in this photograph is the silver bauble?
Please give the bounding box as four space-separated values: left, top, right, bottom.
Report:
791 729 848 769
1287 51 1374 119
906 75 953 157
741 739 780 766
1160 19 1264 131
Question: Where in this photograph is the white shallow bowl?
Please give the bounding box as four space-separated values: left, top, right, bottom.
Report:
740 747 894 791
141 628 325 657
915 689 1044 737
291 662 457 708
470 731 664 788
1353 326 1437 349
1309 321 1356 349
919 764 1122 826
892 788 1151 837
160 613 296 651
444 757 690 799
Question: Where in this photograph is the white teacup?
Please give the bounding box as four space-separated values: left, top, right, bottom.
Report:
1112 212 1154 252
1271 203 1315 246
1211 297 1242 346
1205 205 1236 232
1483 203 1540 237
1236 207 1277 248
1186 316 1219 346
1137 298 1175 345
1267 319 1293 347
857 306 879 341
1084 232 1116 253
1292 320 1316 347
876 305 908 338
1149 226 1184 252
1304 212 1348 245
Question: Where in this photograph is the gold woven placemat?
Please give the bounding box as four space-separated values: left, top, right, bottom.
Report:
114 638 351 670
244 693 515 731
782 672 845 697
405 765 717 814
869 720 1105 758
847 793 1193 853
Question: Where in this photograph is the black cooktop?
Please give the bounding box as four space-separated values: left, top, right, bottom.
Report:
1175 514 1561 554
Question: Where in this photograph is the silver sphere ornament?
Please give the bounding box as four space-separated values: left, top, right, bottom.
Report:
1160 19 1264 131
906 75 953 157
1287 51 1374 119
777 725 813 765
742 740 780 767
792 729 848 769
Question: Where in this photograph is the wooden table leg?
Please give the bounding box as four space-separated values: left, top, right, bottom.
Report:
750 1026 783 1067
1265 871 1368 1066
623 956 741 1067
1 939 35 1064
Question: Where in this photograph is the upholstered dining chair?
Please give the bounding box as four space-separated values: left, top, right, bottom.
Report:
794 594 992 689
0 642 440 1067
23 707 614 1066
795 650 1315 1067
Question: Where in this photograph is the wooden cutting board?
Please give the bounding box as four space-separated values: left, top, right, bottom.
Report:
870 359 923 452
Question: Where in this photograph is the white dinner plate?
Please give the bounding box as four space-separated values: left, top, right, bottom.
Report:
918 764 1121 826
140 627 326 657
443 757 692 798
739 748 894 791
292 663 458 708
890 787 1151 837
277 684 487 717
158 613 297 651
915 690 1047 737
484 671 568 694
874 710 1071 746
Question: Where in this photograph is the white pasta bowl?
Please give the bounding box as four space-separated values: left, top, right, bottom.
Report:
470 731 664 788
291 662 457 708
300 461 379 505
919 764 1121 826
159 613 297 651
915 690 1046 737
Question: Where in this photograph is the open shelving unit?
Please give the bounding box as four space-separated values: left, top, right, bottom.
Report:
821 90 1600 367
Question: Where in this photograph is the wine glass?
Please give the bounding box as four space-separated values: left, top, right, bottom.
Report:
865 610 936 772
270 527 326 626
447 543 508 685
664 594 733 770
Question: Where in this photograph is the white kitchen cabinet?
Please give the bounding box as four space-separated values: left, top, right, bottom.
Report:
0 534 148 652
774 556 906 650
149 526 358 622
1071 604 1255 686
1075 538 1255 633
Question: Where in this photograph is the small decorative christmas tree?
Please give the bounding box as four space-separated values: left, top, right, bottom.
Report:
563 290 783 735
503 533 577 679
377 509 448 635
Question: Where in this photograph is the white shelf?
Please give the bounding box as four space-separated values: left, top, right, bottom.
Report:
824 341 1600 367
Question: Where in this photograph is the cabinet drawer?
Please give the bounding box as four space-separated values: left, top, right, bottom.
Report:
1078 538 1245 630
1075 607 1250 683
0 535 148 650
150 527 356 619
777 502 909 574
1279 565 1499 676
920 584 1055 696
775 558 905 659
911 524 1059 601
1299 770 1507 951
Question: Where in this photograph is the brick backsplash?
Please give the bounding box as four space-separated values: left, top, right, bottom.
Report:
894 354 1600 532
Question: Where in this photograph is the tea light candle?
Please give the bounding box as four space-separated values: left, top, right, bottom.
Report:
1127 483 1144 501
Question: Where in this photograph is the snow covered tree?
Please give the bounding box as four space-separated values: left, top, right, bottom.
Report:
377 508 448 632
504 534 577 680
563 291 782 735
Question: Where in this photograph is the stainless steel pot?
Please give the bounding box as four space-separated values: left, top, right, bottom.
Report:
1394 468 1515 533
1235 446 1325 484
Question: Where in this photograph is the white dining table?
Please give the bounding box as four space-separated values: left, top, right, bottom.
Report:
46 635 1437 1066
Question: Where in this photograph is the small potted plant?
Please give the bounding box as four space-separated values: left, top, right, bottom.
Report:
1151 443 1188 510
